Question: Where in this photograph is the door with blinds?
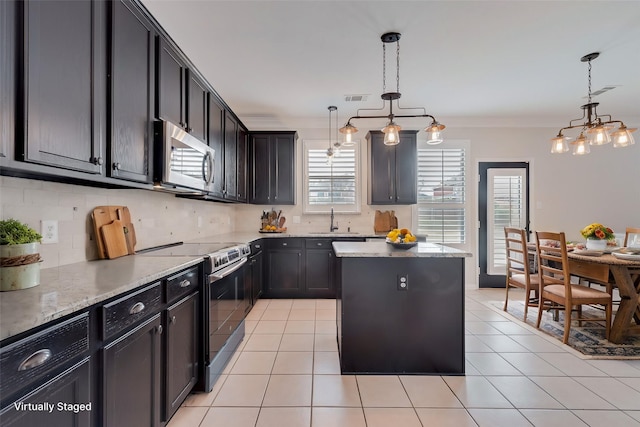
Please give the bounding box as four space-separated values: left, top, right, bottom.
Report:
478 162 529 288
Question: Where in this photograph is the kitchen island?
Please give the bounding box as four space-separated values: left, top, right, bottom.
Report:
333 241 470 375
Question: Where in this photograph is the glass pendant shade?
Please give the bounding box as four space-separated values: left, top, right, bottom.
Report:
341 132 354 146
611 125 637 148
571 133 590 155
586 125 611 145
382 122 401 145
425 121 445 145
550 135 570 153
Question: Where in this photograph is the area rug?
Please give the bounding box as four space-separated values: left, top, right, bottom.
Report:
488 300 640 359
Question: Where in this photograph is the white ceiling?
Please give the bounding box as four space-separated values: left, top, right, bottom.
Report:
142 0 640 131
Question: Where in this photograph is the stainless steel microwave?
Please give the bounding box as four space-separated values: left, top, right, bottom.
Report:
154 120 215 193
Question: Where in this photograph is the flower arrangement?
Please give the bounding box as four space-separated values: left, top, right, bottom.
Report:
580 223 615 241
386 228 417 243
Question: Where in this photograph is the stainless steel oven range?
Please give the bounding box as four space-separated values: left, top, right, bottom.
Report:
140 241 251 391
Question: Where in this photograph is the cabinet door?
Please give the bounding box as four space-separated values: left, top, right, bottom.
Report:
250 251 263 304
369 133 396 204
272 134 295 205
156 38 185 129
0 359 91 427
186 70 207 142
165 292 199 420
249 134 270 204
110 0 155 183
237 127 248 203
305 249 334 297
394 132 417 204
104 315 162 427
208 95 225 198
0 0 15 162
224 111 238 200
23 0 105 173
266 250 303 297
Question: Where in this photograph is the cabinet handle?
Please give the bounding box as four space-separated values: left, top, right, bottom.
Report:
389 195 393 200
179 279 191 288
282 242 287 246
113 162 121 170
255 244 261 249
18 349 52 371
171 316 177 324
157 325 163 335
90 156 103 166
129 302 145 315
317 242 322 246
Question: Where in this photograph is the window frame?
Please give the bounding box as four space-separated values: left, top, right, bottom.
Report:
412 140 470 247
302 139 361 214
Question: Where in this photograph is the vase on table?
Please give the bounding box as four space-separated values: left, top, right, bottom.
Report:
586 237 607 251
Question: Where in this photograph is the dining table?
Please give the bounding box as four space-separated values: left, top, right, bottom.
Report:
567 251 640 343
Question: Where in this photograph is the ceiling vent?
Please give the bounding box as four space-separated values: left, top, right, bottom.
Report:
344 94 369 102
584 86 618 98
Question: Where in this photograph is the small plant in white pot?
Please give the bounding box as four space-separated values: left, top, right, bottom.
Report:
0 219 42 291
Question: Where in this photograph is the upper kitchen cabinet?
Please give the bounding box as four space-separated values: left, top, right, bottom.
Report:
109 0 156 183
249 132 296 205
367 130 417 205
207 95 225 198
20 0 106 173
156 36 207 144
223 111 239 200
0 0 15 163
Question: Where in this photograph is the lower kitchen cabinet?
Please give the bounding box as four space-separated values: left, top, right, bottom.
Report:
165 292 199 420
103 314 162 427
248 240 264 304
305 239 335 298
265 239 303 298
0 358 91 427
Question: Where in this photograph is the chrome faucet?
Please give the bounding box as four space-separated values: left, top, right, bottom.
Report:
330 208 339 232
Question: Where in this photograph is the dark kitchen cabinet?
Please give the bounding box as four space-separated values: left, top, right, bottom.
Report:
187 71 208 142
367 130 417 204
248 240 264 304
109 0 155 183
103 314 162 427
165 292 199 420
265 239 303 297
21 0 106 173
224 111 238 200
208 95 225 198
0 0 15 163
0 359 91 427
249 132 296 205
156 37 186 131
305 239 335 298
237 127 248 203
156 36 207 144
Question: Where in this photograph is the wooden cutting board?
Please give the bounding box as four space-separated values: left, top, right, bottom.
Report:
101 219 129 259
92 206 136 258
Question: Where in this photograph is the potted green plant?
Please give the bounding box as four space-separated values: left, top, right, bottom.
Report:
0 219 42 291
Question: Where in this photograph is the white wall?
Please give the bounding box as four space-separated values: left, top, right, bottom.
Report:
2 125 638 284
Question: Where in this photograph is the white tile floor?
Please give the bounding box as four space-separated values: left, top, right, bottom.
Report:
168 289 640 427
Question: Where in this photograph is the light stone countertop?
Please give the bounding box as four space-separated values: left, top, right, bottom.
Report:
332 241 471 258
0 255 203 341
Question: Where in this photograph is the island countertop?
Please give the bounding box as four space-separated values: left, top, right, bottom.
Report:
332 241 471 257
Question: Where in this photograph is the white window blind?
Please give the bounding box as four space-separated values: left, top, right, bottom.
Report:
488 169 526 275
304 140 360 213
416 146 466 243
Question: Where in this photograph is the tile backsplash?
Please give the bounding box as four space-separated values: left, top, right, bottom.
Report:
0 176 235 268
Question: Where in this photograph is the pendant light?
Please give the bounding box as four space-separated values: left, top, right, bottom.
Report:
551 52 636 154
339 32 445 146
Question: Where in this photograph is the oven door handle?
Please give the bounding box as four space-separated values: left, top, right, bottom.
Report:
209 257 248 283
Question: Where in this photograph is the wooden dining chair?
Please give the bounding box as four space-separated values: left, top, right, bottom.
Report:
624 227 640 246
504 227 539 321
535 231 612 344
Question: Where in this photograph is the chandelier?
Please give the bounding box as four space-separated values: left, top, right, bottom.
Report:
339 32 445 146
550 52 636 155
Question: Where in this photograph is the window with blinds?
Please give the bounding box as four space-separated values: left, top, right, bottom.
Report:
416 145 466 243
304 140 360 213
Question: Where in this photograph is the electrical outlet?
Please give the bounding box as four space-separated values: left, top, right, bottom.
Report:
41 220 58 244
397 274 408 291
